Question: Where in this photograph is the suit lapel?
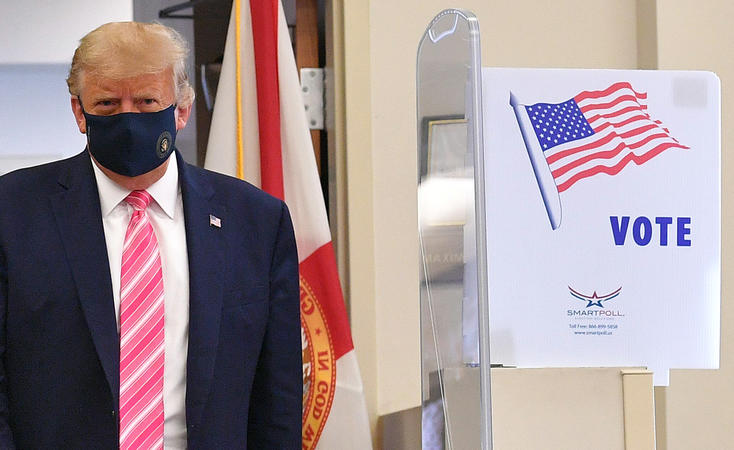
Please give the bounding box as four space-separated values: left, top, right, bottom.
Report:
50 151 120 411
50 150 227 424
178 152 226 427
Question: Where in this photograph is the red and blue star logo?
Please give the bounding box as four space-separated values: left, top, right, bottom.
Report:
569 286 621 308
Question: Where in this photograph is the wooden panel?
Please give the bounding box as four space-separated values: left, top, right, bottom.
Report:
296 0 321 174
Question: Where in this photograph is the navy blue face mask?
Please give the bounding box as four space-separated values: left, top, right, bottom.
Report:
82 102 177 177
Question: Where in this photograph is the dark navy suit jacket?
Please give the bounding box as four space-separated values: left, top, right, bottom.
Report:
0 150 301 449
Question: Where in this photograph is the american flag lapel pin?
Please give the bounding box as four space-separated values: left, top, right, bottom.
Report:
209 214 222 228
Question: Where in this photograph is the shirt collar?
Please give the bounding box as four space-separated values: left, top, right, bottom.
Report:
90 154 179 219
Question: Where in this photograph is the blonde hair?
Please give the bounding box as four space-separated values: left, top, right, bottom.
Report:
67 22 195 107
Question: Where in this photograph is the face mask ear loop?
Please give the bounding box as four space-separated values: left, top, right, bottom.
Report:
77 96 93 146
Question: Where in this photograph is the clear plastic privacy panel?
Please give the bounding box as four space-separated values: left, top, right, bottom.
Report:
417 10 491 449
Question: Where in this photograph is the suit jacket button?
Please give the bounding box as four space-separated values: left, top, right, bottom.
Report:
111 410 116 417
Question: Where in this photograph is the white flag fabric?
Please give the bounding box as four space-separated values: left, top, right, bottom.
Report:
205 1 372 448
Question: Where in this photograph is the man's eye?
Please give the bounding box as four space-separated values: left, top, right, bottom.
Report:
97 100 114 107
143 99 156 105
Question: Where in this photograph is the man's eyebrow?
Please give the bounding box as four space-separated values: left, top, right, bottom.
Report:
87 84 116 95
133 90 164 99
90 95 118 102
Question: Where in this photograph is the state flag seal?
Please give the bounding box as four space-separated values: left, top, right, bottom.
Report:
300 275 337 448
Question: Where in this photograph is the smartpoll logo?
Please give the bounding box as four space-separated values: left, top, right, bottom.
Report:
567 286 625 318
567 286 625 336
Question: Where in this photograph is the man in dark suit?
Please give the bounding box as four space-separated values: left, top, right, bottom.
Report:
0 21 301 448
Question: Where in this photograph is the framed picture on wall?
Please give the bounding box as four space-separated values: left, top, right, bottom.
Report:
420 116 467 179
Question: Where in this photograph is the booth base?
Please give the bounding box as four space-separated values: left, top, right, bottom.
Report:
381 367 655 450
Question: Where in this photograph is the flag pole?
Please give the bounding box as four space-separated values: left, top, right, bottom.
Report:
509 92 562 229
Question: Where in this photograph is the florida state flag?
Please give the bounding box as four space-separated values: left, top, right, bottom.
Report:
205 1 372 448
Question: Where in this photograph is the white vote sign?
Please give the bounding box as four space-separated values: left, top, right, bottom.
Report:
482 68 720 385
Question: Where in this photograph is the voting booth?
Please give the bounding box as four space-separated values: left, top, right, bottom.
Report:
417 9 720 449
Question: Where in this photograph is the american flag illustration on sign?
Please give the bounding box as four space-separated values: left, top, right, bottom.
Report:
510 82 689 229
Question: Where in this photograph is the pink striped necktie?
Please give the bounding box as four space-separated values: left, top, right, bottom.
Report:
119 190 165 450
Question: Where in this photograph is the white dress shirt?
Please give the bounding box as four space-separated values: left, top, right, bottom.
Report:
91 155 189 449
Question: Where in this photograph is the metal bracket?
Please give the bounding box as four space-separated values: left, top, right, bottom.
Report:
300 68 324 130
159 0 198 19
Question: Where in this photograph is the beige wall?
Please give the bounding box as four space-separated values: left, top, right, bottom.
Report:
336 0 730 446
653 2 734 449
